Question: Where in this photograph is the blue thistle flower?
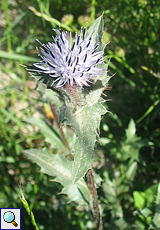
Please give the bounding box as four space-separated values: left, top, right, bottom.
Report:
32 25 105 88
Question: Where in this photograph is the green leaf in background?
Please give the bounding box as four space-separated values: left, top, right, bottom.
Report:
28 6 73 32
134 182 160 229
0 64 24 83
155 182 160 215
120 119 151 162
0 192 10 208
86 15 105 51
24 117 66 151
134 184 159 228
136 207 152 226
23 148 91 207
134 184 158 210
125 119 136 140
119 161 138 194
137 207 153 218
0 156 15 163
133 191 145 209
108 219 128 230
149 182 160 228
1 107 29 131
102 171 116 204
144 184 158 207
0 50 39 62
149 214 160 229
136 99 160 123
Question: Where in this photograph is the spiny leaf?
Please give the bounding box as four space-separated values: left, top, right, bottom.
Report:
60 100 107 184
23 148 91 206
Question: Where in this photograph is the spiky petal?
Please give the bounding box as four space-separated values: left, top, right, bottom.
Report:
32 25 105 88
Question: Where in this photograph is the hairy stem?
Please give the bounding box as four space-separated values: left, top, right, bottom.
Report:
86 169 103 230
115 171 120 217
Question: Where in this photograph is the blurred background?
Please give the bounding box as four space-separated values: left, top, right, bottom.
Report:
0 0 160 229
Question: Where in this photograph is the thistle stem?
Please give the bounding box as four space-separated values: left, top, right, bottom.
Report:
86 169 103 230
115 171 120 217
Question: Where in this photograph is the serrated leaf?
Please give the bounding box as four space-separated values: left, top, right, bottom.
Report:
24 117 66 151
72 104 107 183
23 148 90 206
60 100 107 184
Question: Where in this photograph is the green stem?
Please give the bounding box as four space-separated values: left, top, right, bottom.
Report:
20 194 39 230
86 169 103 230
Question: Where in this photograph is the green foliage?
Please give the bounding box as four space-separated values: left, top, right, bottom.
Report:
1 0 160 229
24 117 66 151
23 148 91 206
134 182 160 229
102 0 160 143
100 119 150 228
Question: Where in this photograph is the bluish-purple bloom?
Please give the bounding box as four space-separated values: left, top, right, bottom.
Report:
33 25 105 88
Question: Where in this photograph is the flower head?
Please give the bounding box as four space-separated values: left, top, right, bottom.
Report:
32 25 105 88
